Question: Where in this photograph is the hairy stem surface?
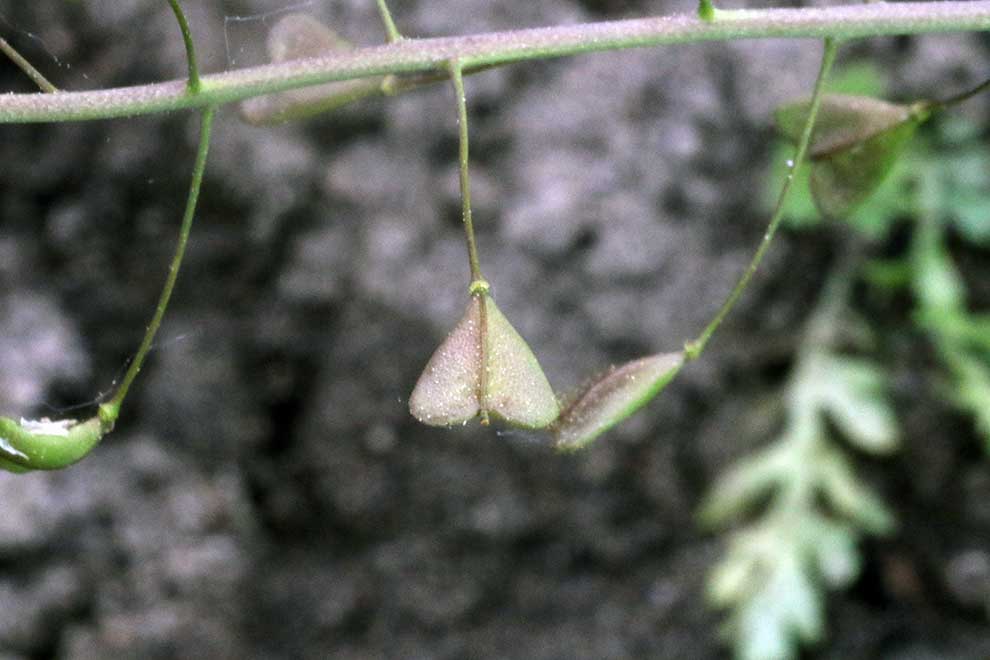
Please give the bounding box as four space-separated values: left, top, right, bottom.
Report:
1 1 988 123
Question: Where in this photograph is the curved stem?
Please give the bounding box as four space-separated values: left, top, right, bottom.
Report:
0 36 57 93
686 37 840 359
929 75 990 111
100 107 216 423
1 1 988 123
167 0 201 93
449 61 484 285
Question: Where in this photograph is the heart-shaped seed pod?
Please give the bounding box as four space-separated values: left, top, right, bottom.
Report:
775 94 930 218
807 118 922 218
776 94 914 158
0 416 107 472
240 14 385 125
552 351 684 451
409 293 559 429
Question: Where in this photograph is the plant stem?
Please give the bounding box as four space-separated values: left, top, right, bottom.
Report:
931 75 990 111
698 0 717 23
686 37 840 359
243 63 501 125
100 107 216 424
450 59 490 424
449 61 485 286
0 36 57 93
167 0 201 93
376 0 403 43
1 1 988 123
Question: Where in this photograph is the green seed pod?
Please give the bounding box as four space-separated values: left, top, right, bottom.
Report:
775 94 930 218
552 351 684 451
776 94 914 158
0 456 31 474
0 416 107 471
808 118 922 218
240 14 385 125
409 292 560 429
267 13 353 61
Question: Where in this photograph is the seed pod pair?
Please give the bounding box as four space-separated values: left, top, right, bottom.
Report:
409 292 686 449
409 288 559 429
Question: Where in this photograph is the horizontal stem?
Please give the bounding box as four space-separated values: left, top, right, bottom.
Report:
1 1 989 123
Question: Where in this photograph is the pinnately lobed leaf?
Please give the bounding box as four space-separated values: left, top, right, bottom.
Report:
409 294 559 429
0 416 106 472
553 351 684 450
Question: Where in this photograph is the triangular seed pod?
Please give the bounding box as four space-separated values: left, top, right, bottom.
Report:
409 294 559 429
553 351 685 451
409 296 484 427
775 94 914 159
775 94 929 218
482 296 560 428
240 14 384 125
808 118 922 218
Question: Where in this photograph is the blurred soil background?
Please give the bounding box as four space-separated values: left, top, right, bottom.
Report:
0 0 988 658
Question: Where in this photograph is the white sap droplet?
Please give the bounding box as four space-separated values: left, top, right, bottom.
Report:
786 159 795 168
0 436 28 460
20 417 73 437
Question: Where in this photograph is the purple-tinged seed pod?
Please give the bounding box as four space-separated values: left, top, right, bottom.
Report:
553 351 684 451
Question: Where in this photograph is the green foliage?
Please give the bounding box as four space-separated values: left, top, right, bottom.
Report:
922 118 990 246
848 113 990 452
722 62 990 658
906 130 990 451
702 311 897 659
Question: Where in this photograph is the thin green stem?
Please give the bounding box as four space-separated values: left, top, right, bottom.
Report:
101 107 216 423
376 0 403 43
698 0 717 22
1 1 989 123
449 61 484 285
0 36 57 93
167 0 201 93
930 75 990 111
686 37 840 359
